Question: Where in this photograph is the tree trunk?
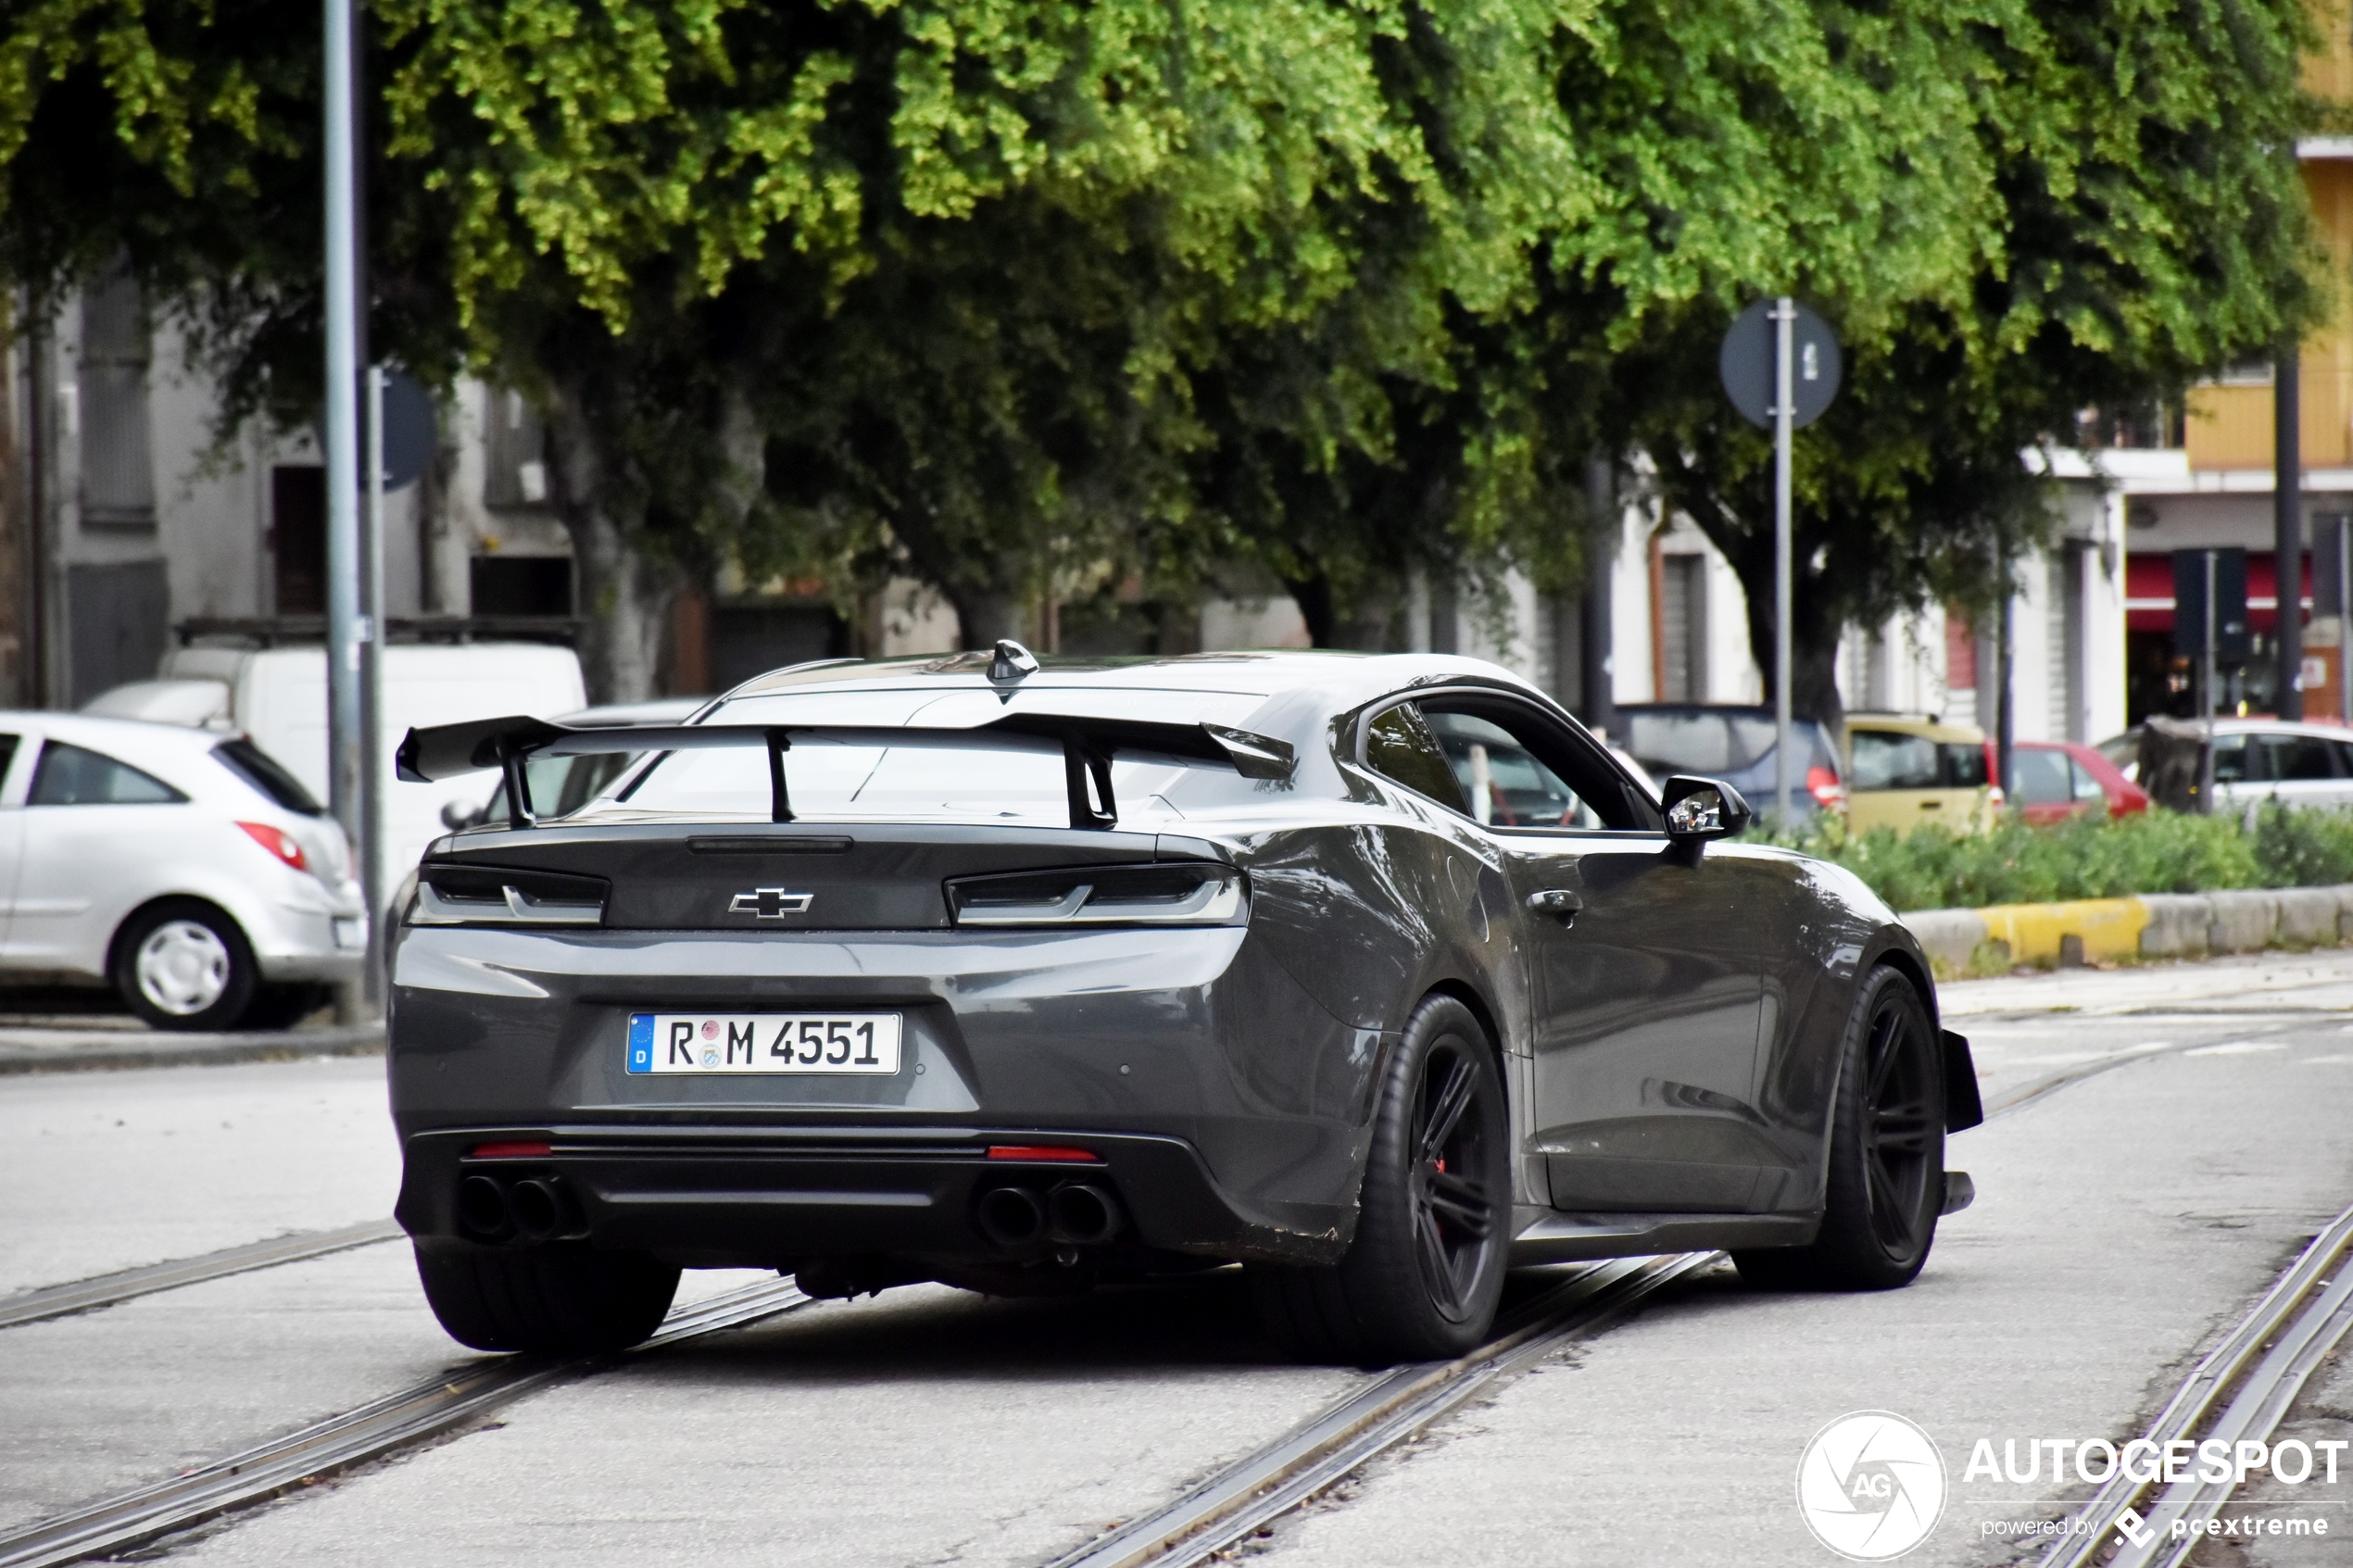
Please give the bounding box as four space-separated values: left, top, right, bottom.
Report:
944 585 1025 650
1280 571 1337 648
1730 555 1845 739
544 380 675 704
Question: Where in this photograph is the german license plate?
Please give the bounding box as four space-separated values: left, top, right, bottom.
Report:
626 1013 902 1075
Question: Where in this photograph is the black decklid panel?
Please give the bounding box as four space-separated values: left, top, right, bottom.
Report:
426 822 1177 930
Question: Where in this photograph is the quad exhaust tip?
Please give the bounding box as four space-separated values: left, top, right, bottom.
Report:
456 1172 578 1244
976 1181 1126 1250
975 1186 1047 1248
1046 1183 1123 1247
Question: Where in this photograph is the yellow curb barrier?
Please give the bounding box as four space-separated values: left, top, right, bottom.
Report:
1973 897 2149 967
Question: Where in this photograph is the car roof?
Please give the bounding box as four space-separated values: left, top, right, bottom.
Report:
1844 713 1988 744
0 710 239 757
715 650 1562 723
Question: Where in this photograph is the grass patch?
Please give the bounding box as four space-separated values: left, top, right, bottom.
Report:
1747 802 2353 913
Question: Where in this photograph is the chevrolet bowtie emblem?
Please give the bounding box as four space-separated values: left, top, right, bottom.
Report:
729 888 813 919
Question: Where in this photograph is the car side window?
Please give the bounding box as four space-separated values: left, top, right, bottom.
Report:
1942 743 1989 789
1363 704 1470 813
1418 696 1656 831
2263 734 2339 781
1849 732 1938 791
2211 734 2252 783
2070 759 2107 802
0 734 18 797
1424 710 1595 828
2011 749 2071 806
28 742 187 806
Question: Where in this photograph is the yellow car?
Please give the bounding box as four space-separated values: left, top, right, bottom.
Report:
1843 714 2003 834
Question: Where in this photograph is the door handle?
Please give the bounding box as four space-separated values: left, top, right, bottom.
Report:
1919 800 1943 809
1527 888 1582 925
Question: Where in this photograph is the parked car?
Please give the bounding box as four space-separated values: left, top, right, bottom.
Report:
0 713 364 1029
2011 740 2148 825
2097 720 2353 813
83 641 587 887
1844 713 2001 834
388 647 1979 1363
1614 704 1846 819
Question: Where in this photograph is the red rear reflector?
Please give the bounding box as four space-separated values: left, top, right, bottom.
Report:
470 1141 553 1160
986 1145 1099 1163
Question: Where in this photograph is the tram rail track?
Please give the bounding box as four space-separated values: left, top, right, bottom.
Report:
0 1009 2303 1568
2035 1198 2353 1568
0 1277 812 1568
0 1222 404 1332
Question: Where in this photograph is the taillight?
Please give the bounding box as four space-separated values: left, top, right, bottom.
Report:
1988 785 2007 809
947 862 1246 928
237 821 308 872
1806 766 1845 807
409 863 607 927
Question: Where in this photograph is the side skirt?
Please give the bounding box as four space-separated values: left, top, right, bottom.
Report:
1508 1210 1818 1266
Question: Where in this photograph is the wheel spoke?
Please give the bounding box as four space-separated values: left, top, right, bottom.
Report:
1414 1203 1461 1312
1873 1098 1931 1155
1866 1012 1904 1100
1426 1172 1491 1237
1418 1055 1477 1164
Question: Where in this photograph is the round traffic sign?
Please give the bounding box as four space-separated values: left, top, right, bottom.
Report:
1719 299 1842 430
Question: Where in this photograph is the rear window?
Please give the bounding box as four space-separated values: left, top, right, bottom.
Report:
1626 712 1735 772
213 738 325 815
1848 731 1939 791
601 734 1263 827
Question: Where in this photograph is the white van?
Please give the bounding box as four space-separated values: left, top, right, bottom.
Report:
84 643 586 889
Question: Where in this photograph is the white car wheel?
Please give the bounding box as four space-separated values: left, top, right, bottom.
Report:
134 920 234 1015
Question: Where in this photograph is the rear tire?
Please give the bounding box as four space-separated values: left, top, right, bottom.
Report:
413 1242 680 1355
1733 966 1944 1291
110 900 259 1033
1248 995 1509 1364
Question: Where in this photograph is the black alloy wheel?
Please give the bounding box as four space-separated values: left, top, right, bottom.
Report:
1733 965 1945 1291
1249 994 1510 1363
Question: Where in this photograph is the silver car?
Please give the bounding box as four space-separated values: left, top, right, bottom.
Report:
0 713 365 1029
2100 720 2353 813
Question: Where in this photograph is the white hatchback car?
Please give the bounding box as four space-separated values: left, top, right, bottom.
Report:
0 713 365 1030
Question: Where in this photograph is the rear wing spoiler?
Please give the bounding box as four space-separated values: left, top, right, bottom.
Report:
396 712 1297 832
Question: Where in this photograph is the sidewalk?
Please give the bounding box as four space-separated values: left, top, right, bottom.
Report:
0 1013 384 1073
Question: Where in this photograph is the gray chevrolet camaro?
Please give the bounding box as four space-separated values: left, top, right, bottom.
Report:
390 646 1980 1363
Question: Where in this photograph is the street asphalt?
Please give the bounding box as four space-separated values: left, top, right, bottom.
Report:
1 951 2349 1567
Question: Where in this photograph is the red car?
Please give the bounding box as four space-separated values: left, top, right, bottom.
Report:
2010 739 2150 824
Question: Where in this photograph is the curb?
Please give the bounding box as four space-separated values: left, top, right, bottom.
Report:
1900 884 2353 974
0 1024 385 1075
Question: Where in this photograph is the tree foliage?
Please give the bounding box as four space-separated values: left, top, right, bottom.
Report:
0 0 2327 699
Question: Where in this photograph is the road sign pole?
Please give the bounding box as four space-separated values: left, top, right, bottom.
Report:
2338 518 2351 726
1773 296 1794 824
322 0 360 859
360 366 385 1007
2203 549 2219 811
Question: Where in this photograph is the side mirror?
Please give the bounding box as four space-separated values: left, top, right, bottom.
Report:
1660 775 1754 841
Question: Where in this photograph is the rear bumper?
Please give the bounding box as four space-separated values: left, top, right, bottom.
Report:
394 1123 1351 1268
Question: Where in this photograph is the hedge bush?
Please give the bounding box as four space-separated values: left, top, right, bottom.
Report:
1749 803 2353 912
